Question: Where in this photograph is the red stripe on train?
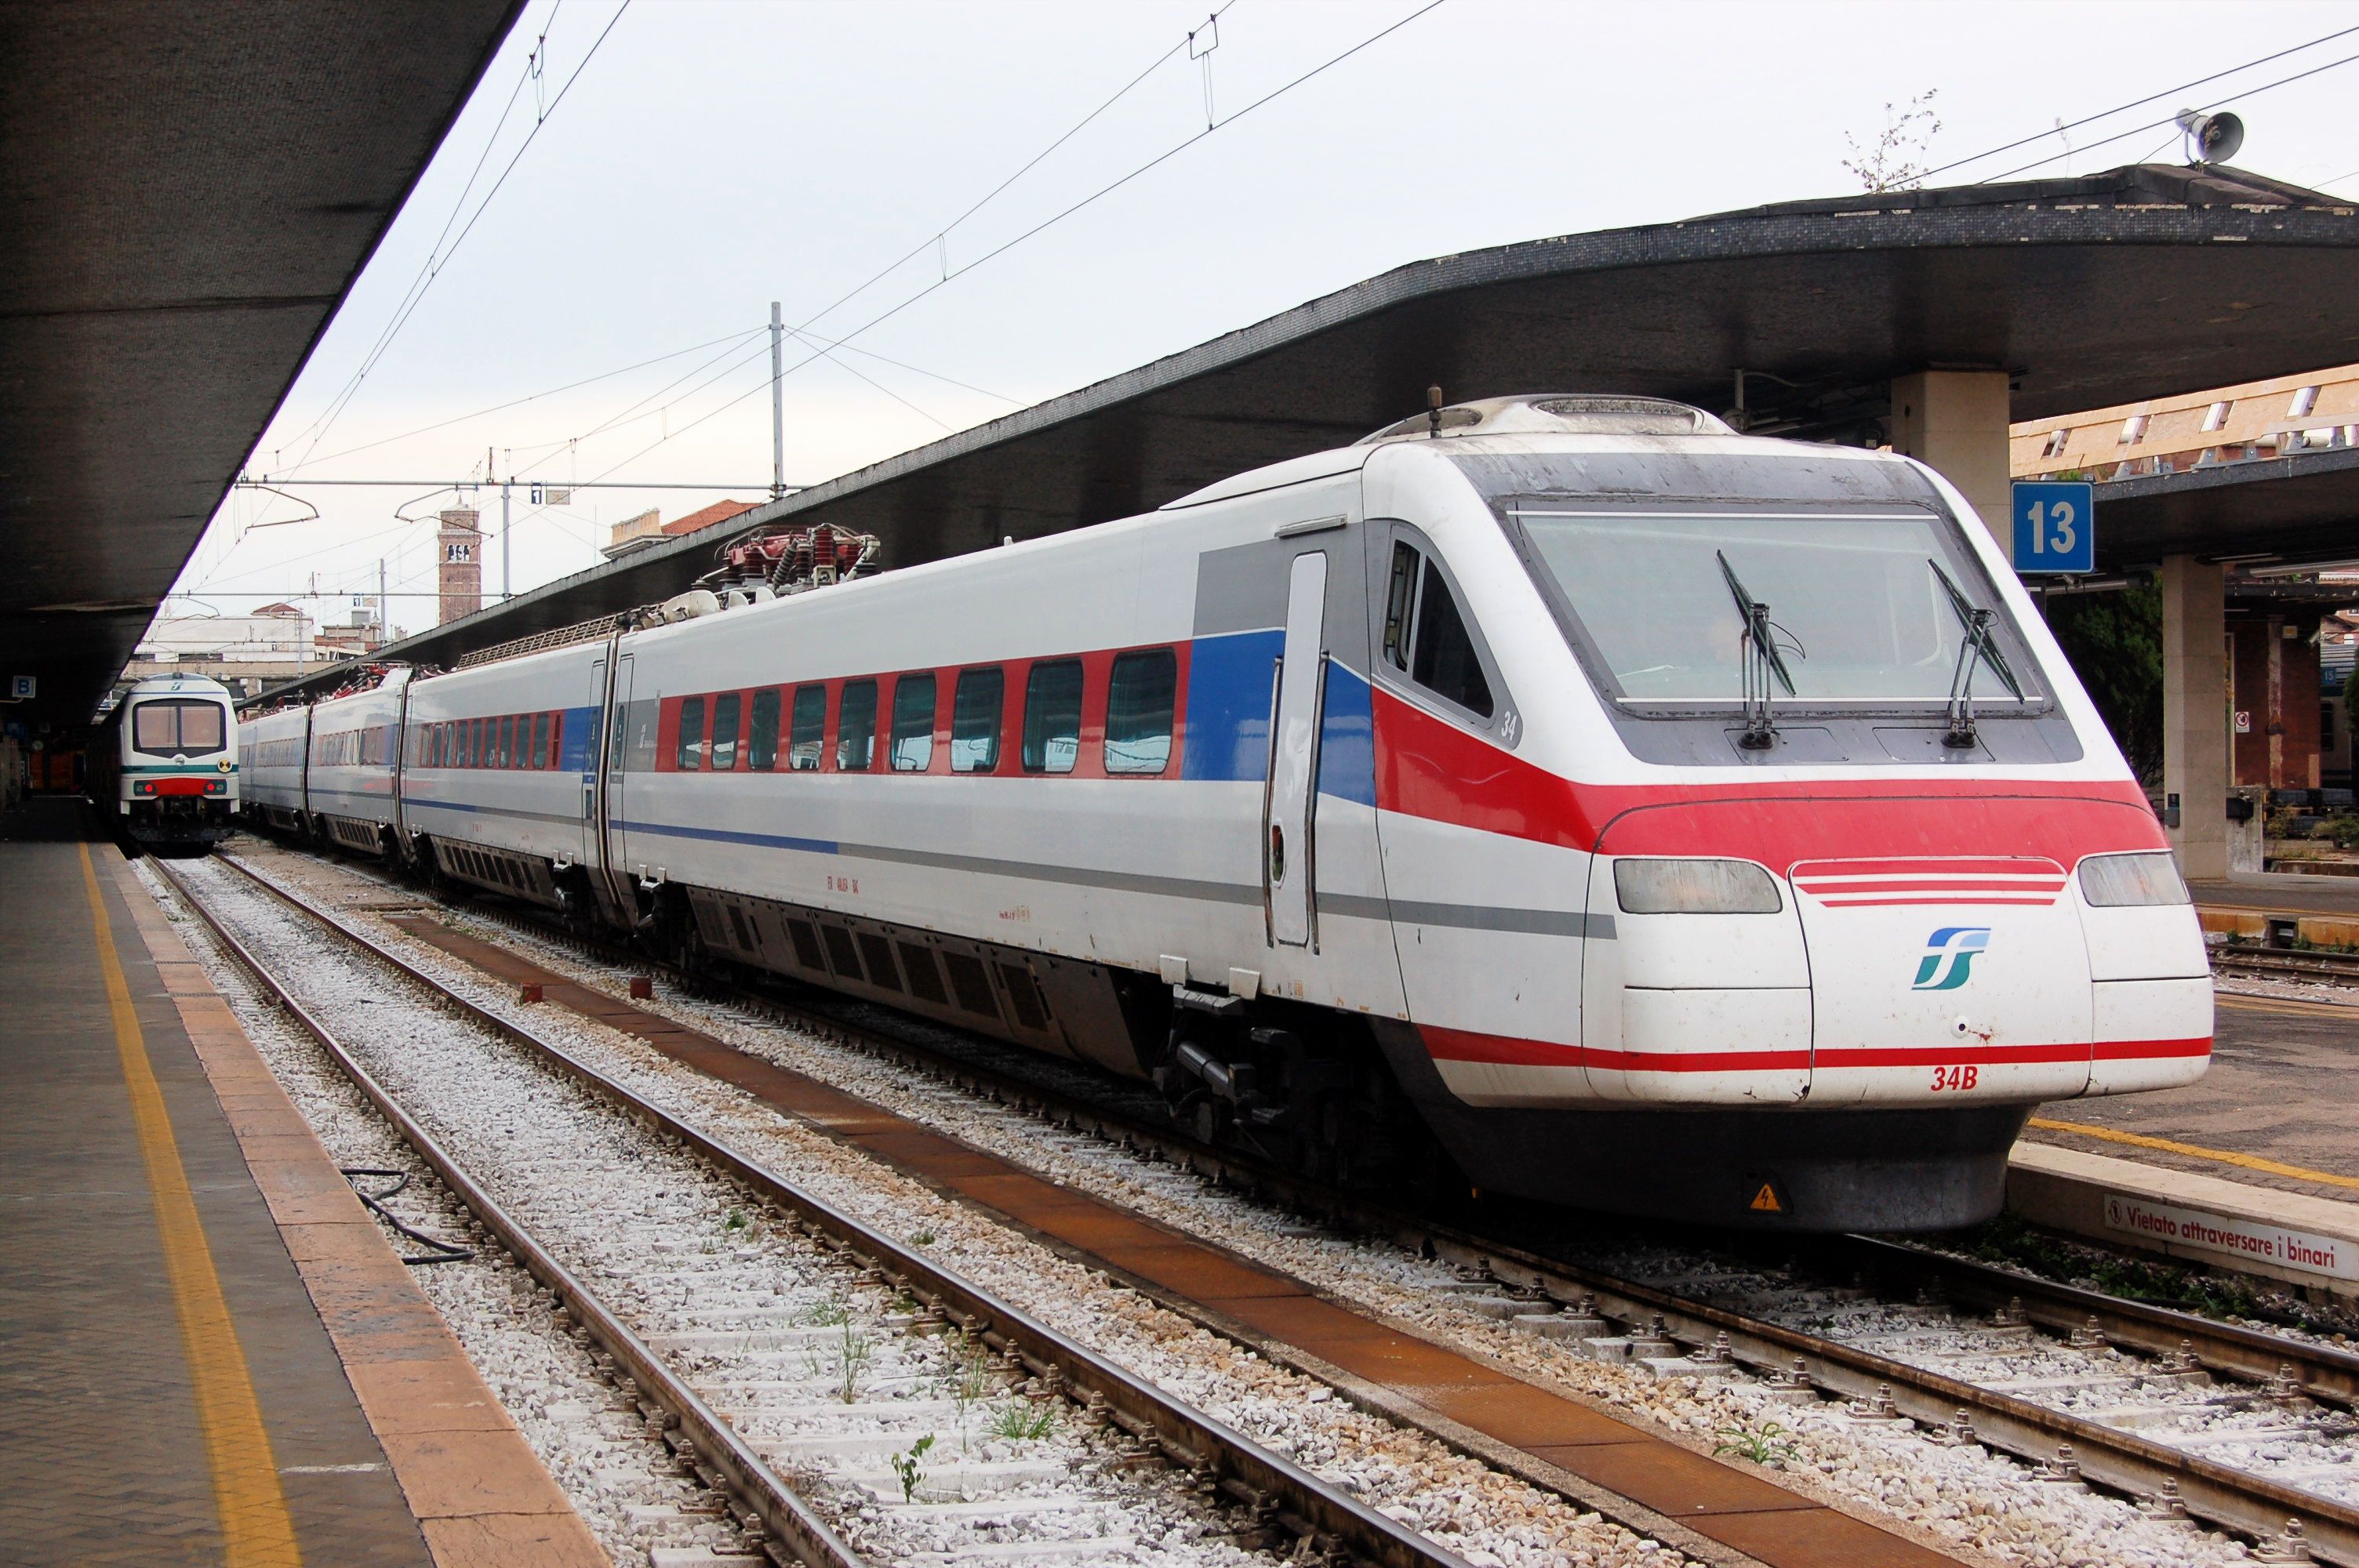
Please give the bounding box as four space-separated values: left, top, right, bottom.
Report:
1419 1024 2212 1072
1368 686 2164 861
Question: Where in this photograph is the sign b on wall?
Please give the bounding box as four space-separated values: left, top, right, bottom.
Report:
2012 480 2095 574
8 675 33 699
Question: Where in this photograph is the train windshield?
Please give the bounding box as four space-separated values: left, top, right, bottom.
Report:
132 699 227 757
1511 508 2041 707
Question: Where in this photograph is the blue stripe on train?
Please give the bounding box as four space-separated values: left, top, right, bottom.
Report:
1179 629 1374 806
560 706 602 771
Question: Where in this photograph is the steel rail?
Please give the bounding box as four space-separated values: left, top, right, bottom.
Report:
153 858 861 1568
181 852 1470 1568
2212 945 2359 981
226 844 2359 1563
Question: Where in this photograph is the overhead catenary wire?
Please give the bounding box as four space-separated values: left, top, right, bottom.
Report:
283 0 634 470
202 1 1452 605
795 0 1245 338
1910 23 2359 186
583 0 1454 492
273 325 765 477
1972 45 2359 184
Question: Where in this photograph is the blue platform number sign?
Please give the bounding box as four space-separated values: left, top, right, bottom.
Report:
2012 480 2094 574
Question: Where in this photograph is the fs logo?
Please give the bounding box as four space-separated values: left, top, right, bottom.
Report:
1912 927 1990 991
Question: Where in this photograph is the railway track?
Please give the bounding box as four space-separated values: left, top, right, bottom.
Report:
154 853 1466 1568
2211 942 2359 983
217 840 2359 1566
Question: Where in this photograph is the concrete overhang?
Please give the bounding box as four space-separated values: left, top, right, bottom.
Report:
2092 445 2359 570
0 2 523 727
275 160 2359 694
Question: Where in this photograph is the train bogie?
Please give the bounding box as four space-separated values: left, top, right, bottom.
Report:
241 395 2211 1231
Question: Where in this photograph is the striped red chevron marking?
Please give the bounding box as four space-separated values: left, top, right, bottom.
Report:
1792 856 2068 908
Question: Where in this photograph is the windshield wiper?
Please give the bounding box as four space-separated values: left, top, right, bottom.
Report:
1717 550 1800 750
1929 559 2024 750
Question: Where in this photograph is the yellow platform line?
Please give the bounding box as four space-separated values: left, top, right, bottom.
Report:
79 845 302 1567
2026 1115 2359 1192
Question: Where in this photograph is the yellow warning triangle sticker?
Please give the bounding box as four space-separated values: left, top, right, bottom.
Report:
1749 1183 1783 1214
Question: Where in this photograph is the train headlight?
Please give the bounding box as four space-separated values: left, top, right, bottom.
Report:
2077 851 2190 908
1613 858 1783 915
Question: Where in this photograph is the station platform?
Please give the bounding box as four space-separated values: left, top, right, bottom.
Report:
0 800 605 1567
2012 984 2359 1301
2192 870 2359 944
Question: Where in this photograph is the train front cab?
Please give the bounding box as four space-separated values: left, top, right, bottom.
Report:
112 679 238 848
1350 413 2212 1232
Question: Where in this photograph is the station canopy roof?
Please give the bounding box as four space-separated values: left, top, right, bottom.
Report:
2093 443 2359 571
0 1 522 727
298 160 2359 693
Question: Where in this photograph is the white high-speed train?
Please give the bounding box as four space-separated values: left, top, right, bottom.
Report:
239 395 2210 1229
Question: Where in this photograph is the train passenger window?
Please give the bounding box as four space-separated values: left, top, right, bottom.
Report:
531 713 552 771
1105 648 1177 774
837 681 877 771
711 692 742 772
889 673 936 772
951 668 1003 772
788 685 826 770
471 719 485 768
1411 559 1494 718
497 715 516 769
1021 660 1082 774
547 713 563 768
748 688 781 771
677 697 707 771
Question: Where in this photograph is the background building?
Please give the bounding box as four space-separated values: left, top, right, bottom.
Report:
2012 366 2359 803
438 507 483 622
602 499 758 561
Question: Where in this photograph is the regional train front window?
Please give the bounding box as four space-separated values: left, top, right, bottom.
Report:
1514 509 2040 706
132 700 226 757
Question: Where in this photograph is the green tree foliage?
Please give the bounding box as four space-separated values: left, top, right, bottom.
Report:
2044 585 2162 784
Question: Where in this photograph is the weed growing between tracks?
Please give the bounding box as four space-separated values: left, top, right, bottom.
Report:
1713 1423 1797 1468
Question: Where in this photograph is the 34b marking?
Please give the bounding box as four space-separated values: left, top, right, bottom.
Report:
1929 1065 1980 1092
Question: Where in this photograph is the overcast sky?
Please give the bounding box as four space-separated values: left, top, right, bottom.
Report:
173 0 2359 636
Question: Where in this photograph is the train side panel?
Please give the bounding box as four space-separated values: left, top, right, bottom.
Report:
305 671 409 853
402 644 602 905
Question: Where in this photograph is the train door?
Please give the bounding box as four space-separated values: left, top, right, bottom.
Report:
1263 550 1328 947
583 653 609 872
601 653 638 916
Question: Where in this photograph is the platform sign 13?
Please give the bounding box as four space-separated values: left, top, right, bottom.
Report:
2012 480 2094 574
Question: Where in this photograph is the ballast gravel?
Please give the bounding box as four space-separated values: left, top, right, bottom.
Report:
168 851 1683 1568
227 844 2289 1566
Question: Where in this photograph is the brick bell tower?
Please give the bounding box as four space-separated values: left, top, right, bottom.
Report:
436 507 482 624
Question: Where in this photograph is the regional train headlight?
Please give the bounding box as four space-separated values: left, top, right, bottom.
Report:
2077 851 2190 908
1613 858 1783 915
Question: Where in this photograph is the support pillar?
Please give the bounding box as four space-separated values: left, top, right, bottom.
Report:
2161 554 2230 880
1887 370 2015 561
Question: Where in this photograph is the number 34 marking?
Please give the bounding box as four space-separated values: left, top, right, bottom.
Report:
1929 1065 1980 1092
